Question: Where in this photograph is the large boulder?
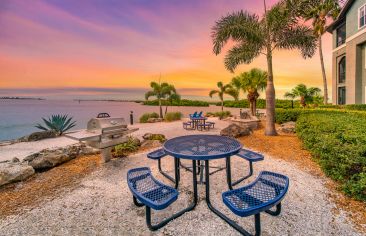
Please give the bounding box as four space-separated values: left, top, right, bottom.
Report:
24 145 81 170
278 121 296 133
0 162 35 186
220 124 252 138
20 130 57 142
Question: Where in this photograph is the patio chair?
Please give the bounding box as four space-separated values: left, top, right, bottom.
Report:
206 121 215 129
127 167 179 231
226 148 264 190
222 171 289 235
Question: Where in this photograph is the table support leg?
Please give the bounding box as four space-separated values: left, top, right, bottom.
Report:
146 160 198 231
205 160 258 236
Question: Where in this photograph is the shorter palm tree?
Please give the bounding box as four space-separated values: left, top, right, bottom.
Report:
145 81 174 118
238 68 267 116
164 87 181 115
284 84 321 107
209 82 233 111
284 92 296 109
229 76 242 101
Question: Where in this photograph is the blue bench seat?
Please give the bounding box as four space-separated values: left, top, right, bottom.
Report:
223 171 289 216
236 149 264 162
147 148 167 160
222 171 289 235
127 167 178 210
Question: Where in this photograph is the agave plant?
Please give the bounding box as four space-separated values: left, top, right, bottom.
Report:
35 114 76 135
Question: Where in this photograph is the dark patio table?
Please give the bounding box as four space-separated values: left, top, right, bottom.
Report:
163 135 244 233
189 117 207 130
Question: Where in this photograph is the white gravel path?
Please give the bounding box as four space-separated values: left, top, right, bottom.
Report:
0 150 361 235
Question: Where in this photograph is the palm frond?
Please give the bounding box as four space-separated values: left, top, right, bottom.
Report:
209 90 219 98
211 11 264 55
224 43 262 72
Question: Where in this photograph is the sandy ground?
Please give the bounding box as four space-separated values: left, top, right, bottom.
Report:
0 118 227 162
0 118 364 235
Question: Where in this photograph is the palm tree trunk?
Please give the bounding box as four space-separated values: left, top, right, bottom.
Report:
221 99 224 111
253 100 257 117
158 98 163 118
165 105 168 116
264 0 277 136
265 45 277 136
318 36 328 104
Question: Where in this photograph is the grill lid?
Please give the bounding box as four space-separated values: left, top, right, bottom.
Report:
87 117 127 131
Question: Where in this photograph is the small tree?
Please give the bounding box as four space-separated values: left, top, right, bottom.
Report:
229 76 242 101
145 80 175 118
209 82 233 111
239 68 267 116
284 92 296 108
164 87 181 116
285 84 321 107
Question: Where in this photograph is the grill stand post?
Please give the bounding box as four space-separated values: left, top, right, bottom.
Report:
101 147 112 162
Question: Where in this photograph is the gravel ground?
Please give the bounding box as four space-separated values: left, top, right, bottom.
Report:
0 149 361 235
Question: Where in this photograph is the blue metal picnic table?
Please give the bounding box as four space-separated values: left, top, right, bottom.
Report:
163 135 243 231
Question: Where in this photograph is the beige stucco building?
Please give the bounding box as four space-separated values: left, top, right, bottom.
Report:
328 0 366 104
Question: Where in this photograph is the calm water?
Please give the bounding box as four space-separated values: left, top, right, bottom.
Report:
0 100 242 141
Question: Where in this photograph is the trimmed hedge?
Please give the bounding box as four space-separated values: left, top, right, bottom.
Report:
296 112 366 201
221 99 300 109
143 99 209 107
164 112 183 122
275 108 366 201
318 104 366 111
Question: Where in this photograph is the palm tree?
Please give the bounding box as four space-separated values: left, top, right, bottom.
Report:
229 76 242 101
298 0 340 104
211 0 316 135
145 81 174 118
164 86 181 115
239 68 267 116
285 84 321 107
209 82 233 111
284 92 296 108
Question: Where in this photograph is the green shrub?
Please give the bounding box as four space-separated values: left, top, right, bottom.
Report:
143 99 209 107
144 134 167 143
206 111 231 119
221 99 300 109
275 108 307 124
345 104 366 111
296 112 366 201
164 112 183 122
139 112 159 123
318 104 344 109
113 136 140 157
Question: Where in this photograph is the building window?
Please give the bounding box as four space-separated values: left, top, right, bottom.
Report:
360 4 366 29
338 87 346 105
338 56 346 83
336 23 346 47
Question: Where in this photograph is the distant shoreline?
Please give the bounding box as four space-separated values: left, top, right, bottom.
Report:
72 99 143 103
0 97 45 100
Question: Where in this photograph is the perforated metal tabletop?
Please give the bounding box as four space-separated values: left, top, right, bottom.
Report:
163 135 242 160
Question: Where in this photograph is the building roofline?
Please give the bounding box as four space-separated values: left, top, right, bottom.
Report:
326 0 356 33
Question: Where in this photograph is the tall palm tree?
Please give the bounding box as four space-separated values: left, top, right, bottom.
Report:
209 81 233 111
239 68 267 116
285 84 321 107
211 0 316 135
298 0 340 104
145 81 174 118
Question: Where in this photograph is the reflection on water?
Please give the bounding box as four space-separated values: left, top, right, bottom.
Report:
0 100 243 141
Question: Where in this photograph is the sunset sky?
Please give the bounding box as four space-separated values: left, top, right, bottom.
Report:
0 0 334 101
